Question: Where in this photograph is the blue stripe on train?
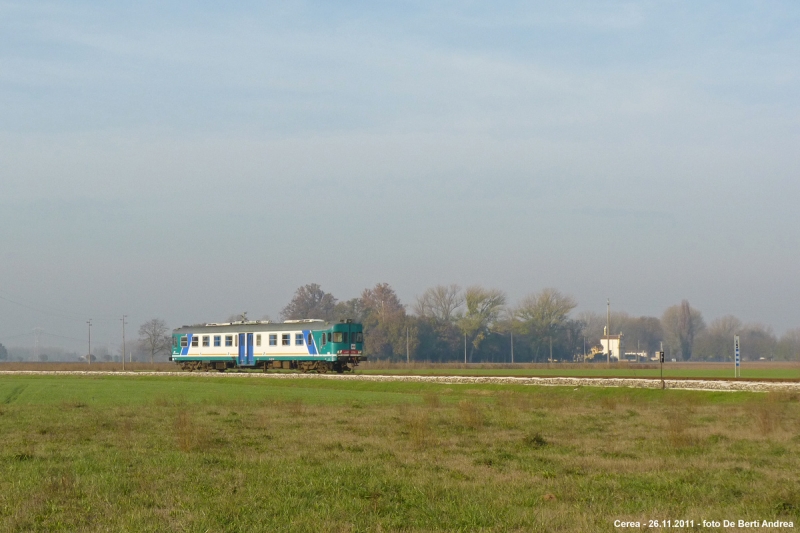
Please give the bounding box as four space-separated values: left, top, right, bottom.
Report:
303 329 318 355
181 334 192 356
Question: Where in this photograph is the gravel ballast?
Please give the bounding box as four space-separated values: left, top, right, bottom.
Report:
2 371 799 392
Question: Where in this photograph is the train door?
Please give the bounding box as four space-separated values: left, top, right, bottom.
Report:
349 322 355 352
237 333 255 366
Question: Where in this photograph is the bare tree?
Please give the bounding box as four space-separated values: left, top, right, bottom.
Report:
515 288 577 361
576 310 606 346
661 301 705 361
777 327 800 361
138 318 171 364
413 285 464 362
694 315 742 360
739 323 777 361
281 283 337 320
516 289 577 333
413 284 464 322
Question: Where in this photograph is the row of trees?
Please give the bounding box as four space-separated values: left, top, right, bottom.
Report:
3 286 797 364
281 283 800 363
281 283 590 362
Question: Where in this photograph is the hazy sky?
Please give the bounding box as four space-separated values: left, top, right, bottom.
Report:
2 1 799 353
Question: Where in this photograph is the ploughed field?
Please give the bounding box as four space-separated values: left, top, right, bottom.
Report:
0 375 799 532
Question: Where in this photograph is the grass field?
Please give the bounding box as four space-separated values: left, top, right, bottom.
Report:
3 361 800 380
357 367 800 380
1 374 799 532
356 361 800 380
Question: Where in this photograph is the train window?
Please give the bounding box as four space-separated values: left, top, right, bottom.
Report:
327 332 331 343
256 334 261 347
225 335 233 347
295 333 304 345
321 334 327 346
191 336 199 347
354 332 363 343
173 337 178 348
281 334 290 346
202 336 209 347
269 334 277 346
332 332 343 343
307 333 313 345
214 335 221 347
180 336 188 348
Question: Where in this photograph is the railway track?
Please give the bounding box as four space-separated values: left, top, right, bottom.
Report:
2 370 799 392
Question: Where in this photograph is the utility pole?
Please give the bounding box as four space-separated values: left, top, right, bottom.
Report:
121 315 127 371
464 333 467 364
87 320 92 366
406 326 409 364
606 299 610 364
33 327 44 361
510 331 514 364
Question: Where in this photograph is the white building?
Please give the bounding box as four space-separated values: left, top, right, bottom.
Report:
600 329 623 361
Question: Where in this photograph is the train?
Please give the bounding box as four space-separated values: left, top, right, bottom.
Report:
171 319 364 373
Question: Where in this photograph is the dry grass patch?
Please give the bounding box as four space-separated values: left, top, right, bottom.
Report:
748 392 793 436
285 397 307 417
457 399 485 430
665 408 695 447
599 395 618 411
752 401 779 435
405 411 433 449
523 431 547 448
175 411 209 452
494 396 521 429
422 392 441 408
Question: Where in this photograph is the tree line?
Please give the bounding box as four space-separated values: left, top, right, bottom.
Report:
281 283 800 363
9 283 794 364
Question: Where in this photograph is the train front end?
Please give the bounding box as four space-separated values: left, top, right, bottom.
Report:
328 320 365 369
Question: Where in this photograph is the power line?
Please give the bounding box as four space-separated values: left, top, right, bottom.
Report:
0 331 35 341
42 332 89 343
0 289 119 322
0 330 91 344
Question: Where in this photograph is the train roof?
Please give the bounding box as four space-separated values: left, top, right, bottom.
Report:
172 319 359 334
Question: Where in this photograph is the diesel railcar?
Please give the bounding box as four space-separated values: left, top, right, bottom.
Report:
171 319 364 373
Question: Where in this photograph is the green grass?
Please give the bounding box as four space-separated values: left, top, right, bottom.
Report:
1 375 799 532
357 366 800 379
